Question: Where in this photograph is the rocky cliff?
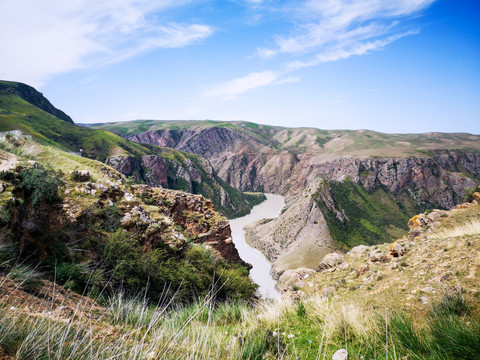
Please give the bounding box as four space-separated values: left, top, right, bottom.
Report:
277 193 480 314
104 121 480 273
105 150 265 219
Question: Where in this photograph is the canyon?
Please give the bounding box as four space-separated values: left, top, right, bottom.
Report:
96 120 480 275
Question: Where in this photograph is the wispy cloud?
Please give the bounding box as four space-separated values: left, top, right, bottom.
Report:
287 30 418 69
209 0 435 102
257 0 435 59
0 0 213 86
203 71 298 101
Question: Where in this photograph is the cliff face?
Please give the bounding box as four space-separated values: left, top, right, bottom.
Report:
96 121 480 272
105 152 264 219
293 151 480 209
129 127 245 159
118 127 480 210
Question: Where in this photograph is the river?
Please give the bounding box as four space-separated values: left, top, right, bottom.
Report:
229 194 285 298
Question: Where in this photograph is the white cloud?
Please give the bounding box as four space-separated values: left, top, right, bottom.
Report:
204 70 298 101
258 0 436 58
288 30 418 69
0 0 213 86
202 1 434 103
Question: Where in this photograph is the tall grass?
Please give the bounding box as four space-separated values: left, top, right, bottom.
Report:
0 282 479 359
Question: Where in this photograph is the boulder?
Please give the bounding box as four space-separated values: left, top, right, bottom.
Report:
472 192 480 202
389 241 406 257
318 252 345 271
70 170 90 182
369 249 388 262
347 245 369 258
356 263 369 276
332 349 348 360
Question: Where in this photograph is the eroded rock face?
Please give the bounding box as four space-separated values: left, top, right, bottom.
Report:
1 167 246 268
132 185 249 268
141 155 169 188
292 152 480 209
106 156 142 182
125 126 480 208
318 252 345 271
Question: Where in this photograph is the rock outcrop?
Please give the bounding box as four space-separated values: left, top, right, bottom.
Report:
0 163 246 268
105 153 261 218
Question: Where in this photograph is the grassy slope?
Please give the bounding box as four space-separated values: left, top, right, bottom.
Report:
93 120 480 157
0 85 262 218
0 138 257 304
314 180 421 250
0 93 152 162
1 199 479 359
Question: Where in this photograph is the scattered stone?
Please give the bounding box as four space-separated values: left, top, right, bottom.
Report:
332 349 348 360
356 264 369 276
318 252 345 271
421 296 429 304
124 192 135 202
421 286 435 294
369 249 388 262
70 170 91 182
0 182 5 193
440 274 450 282
287 334 295 339
472 192 480 202
389 241 406 257
290 290 306 300
347 245 369 257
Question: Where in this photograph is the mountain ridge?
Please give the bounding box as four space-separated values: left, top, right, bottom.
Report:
0 80 73 124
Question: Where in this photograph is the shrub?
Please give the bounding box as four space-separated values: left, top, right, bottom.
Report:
464 185 480 202
431 288 469 317
8 264 43 292
99 230 257 304
19 166 63 206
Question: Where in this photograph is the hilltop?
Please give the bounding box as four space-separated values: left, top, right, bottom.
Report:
0 134 256 303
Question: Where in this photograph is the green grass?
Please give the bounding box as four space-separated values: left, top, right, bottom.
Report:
0 90 263 218
314 180 420 249
0 277 479 360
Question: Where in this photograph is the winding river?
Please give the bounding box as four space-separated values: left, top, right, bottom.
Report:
229 194 285 298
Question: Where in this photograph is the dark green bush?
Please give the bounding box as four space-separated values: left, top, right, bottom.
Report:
19 165 63 206
99 230 256 304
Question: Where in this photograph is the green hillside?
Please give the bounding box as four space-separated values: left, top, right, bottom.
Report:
94 119 480 157
0 81 263 218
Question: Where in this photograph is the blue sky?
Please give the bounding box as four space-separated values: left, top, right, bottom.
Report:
0 0 479 133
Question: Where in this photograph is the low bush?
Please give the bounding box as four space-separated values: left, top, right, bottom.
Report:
19 165 63 206
99 230 257 304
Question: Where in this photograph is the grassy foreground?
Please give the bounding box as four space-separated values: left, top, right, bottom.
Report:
0 270 479 360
